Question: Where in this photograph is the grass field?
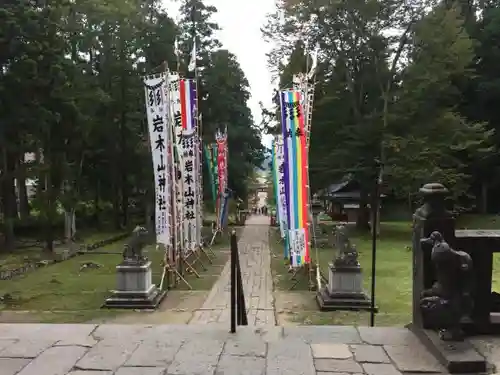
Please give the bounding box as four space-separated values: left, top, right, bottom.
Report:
0 229 233 323
0 230 129 272
270 214 500 327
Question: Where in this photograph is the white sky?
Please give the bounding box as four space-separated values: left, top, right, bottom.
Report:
163 0 275 148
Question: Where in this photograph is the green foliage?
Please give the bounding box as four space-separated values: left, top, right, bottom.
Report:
0 0 264 250
264 0 494 210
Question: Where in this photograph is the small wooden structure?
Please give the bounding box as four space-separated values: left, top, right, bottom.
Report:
318 179 383 223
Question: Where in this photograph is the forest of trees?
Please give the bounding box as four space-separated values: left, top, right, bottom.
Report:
0 0 263 252
263 0 500 222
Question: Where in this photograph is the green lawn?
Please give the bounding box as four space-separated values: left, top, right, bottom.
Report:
0 229 233 323
0 229 129 272
270 214 500 326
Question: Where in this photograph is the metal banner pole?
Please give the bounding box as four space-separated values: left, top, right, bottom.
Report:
370 160 382 326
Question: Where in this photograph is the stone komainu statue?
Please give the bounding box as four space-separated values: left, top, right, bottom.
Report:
122 226 149 263
419 231 474 341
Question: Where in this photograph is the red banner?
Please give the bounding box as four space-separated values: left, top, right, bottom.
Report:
217 138 227 196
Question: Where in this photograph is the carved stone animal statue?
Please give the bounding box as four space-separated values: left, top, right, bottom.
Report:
419 231 473 341
122 226 149 263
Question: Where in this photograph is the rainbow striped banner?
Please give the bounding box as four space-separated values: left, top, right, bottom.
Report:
179 79 197 131
280 90 310 267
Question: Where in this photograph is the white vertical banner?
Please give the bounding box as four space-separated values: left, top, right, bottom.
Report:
195 133 203 245
167 74 184 251
181 129 198 253
275 135 287 238
169 74 184 149
144 74 171 245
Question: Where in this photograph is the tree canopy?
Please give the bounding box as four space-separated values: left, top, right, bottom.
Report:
0 0 263 252
263 0 499 220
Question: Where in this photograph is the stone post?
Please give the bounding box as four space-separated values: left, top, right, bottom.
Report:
412 183 456 328
310 198 323 245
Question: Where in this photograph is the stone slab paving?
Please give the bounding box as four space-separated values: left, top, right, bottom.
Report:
190 215 275 326
0 324 455 375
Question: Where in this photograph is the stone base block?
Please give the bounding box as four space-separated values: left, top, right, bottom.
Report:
103 285 166 309
316 286 375 312
408 324 486 374
102 260 166 309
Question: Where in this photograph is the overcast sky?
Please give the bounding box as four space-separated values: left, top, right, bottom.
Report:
163 0 275 148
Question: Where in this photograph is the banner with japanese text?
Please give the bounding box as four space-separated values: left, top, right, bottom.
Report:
215 130 228 229
181 129 199 252
144 74 171 246
280 90 310 267
204 144 217 211
274 135 289 257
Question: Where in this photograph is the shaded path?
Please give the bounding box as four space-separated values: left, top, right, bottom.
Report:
189 215 276 325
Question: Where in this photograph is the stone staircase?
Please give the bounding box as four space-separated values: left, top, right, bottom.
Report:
1 323 497 375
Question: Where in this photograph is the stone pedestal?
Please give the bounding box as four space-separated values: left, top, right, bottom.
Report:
316 264 372 311
310 199 328 247
103 261 166 309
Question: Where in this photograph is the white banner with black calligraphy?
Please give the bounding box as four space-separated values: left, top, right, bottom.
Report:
195 134 203 245
166 73 184 249
289 228 306 265
181 128 198 253
144 74 171 246
275 135 288 239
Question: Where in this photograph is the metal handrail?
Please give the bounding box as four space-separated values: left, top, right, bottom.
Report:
230 230 248 332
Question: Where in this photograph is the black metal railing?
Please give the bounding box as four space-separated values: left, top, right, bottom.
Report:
230 230 248 332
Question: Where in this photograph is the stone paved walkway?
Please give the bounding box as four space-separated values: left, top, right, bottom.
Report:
190 215 275 326
0 323 456 375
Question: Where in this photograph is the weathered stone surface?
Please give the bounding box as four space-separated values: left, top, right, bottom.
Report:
223 339 267 357
17 346 88 375
38 324 97 340
0 358 31 375
350 344 390 363
75 340 139 371
67 372 112 375
0 324 96 341
284 326 362 344
267 340 315 375
91 324 154 341
215 354 266 375
54 336 98 348
190 216 274 326
231 326 283 342
470 336 500 370
384 344 444 372
124 340 181 367
311 343 352 359
0 324 47 339
0 339 17 352
358 327 420 346
0 339 56 358
167 339 224 375
363 363 402 375
115 368 165 375
314 359 363 373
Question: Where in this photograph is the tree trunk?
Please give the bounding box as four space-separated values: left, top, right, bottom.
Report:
481 181 488 214
64 208 76 242
18 178 30 220
119 29 128 229
369 203 381 236
44 171 55 253
112 183 121 230
145 198 153 234
356 190 371 231
1 149 16 253
121 176 128 228
93 179 100 227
